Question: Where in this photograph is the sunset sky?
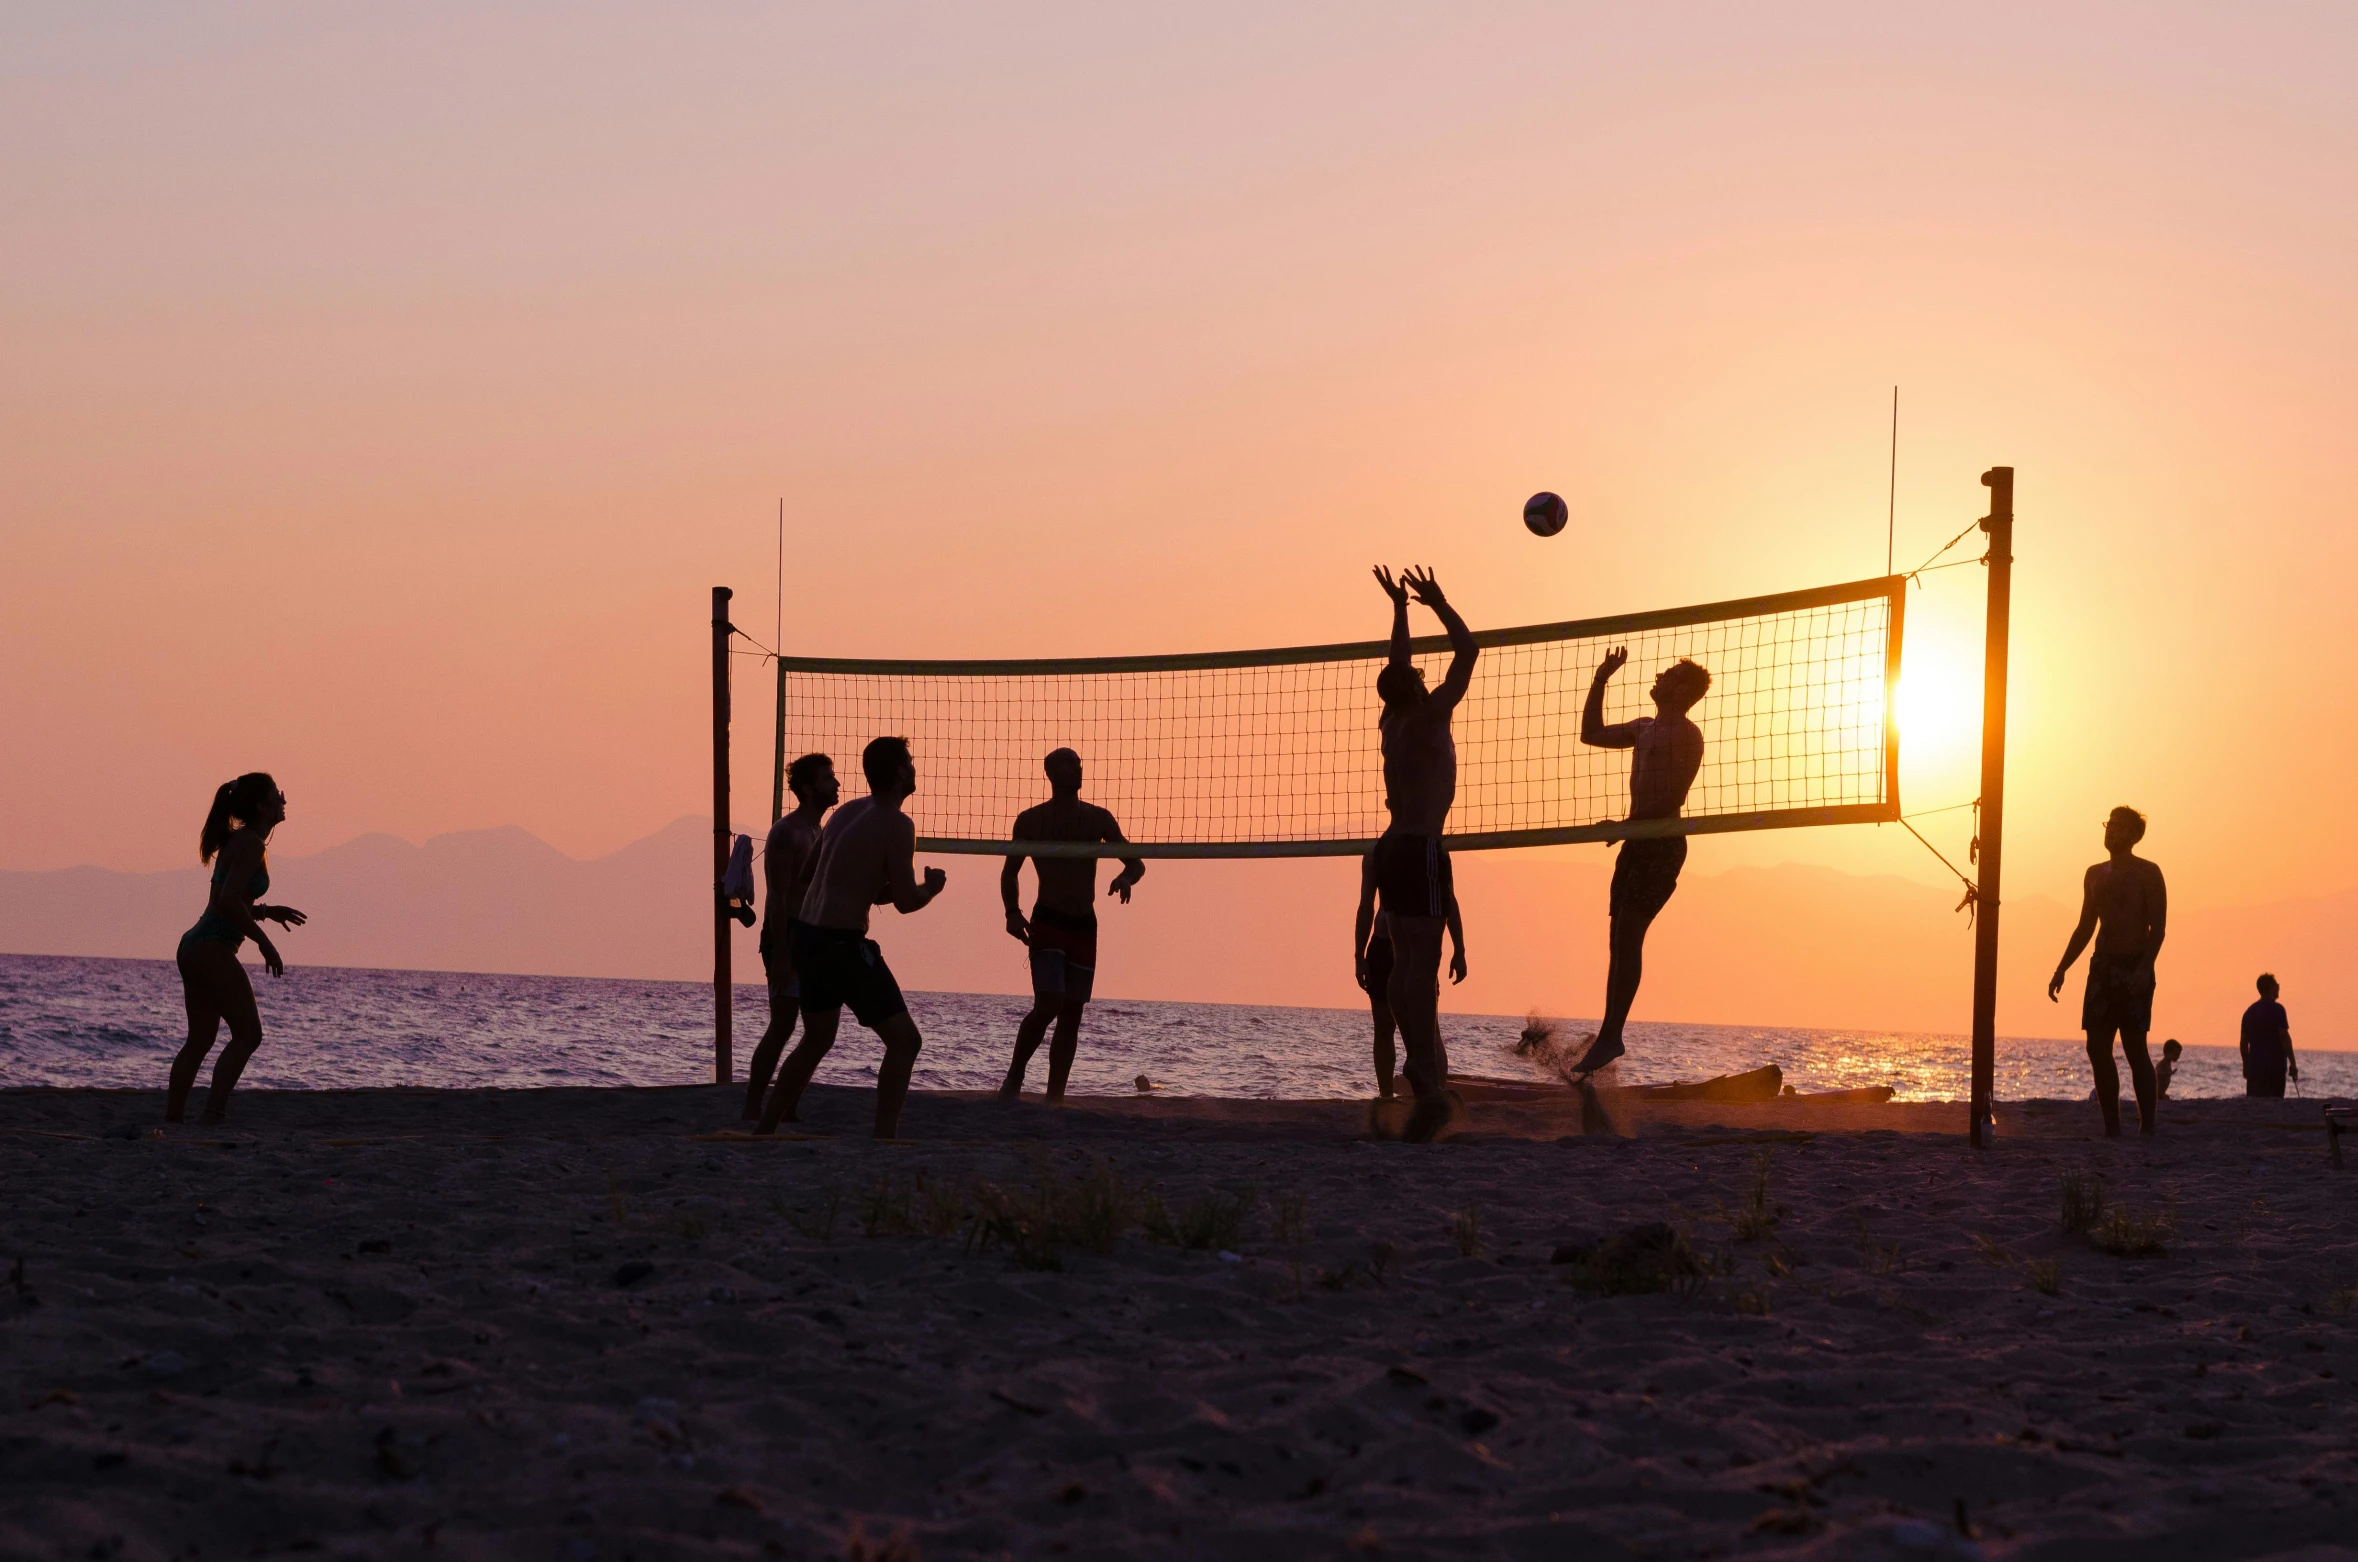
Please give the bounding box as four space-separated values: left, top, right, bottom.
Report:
6 6 2355 989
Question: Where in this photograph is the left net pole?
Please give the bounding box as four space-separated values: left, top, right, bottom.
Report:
712 585 733 1087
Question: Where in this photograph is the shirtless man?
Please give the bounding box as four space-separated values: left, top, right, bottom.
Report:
741 752 839 1119
1562 648 1710 1081
1371 564 1478 1141
754 736 947 1139
1354 845 1467 1099
2050 806 2168 1136
998 748 1145 1101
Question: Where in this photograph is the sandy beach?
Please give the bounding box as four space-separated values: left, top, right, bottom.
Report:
4 1083 2354 1561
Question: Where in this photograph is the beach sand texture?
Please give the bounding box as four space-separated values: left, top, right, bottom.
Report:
5 1084 2355 1560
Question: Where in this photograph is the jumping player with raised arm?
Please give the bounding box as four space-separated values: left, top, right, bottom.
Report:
2050 806 2168 1136
754 736 947 1140
999 747 1145 1102
741 752 839 1120
1562 649 1710 1082
1372 564 1477 1142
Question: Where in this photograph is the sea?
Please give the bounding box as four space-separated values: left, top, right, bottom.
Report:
2 952 2346 1104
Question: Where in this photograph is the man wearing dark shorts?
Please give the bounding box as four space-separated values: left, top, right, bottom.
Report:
755 736 947 1139
1372 565 1479 1141
742 752 838 1119
998 748 1144 1101
2050 806 2168 1136
1355 845 1466 1099
1563 648 1710 1080
2240 973 2298 1098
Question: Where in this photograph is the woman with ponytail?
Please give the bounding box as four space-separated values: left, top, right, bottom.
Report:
169 773 306 1123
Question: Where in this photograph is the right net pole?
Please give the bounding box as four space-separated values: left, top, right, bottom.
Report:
1970 466 2015 1146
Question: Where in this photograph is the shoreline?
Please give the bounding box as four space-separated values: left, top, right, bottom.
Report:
6 1086 2353 1558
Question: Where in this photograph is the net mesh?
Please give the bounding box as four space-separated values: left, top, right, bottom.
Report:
773 578 1900 854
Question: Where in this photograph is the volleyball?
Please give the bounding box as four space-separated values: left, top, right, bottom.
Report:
1523 491 1568 537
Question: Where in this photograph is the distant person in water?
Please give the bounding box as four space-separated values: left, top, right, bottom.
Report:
1561 649 1710 1082
755 737 947 1139
1372 564 1479 1141
1354 845 1466 1099
2049 806 2168 1136
2240 974 2298 1098
741 752 840 1120
998 748 1145 1102
169 773 307 1124
2155 1038 2184 1100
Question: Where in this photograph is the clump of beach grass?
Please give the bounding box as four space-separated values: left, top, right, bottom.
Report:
2059 1169 2107 1233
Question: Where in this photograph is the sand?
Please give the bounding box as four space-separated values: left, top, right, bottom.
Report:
4 1082 2355 1561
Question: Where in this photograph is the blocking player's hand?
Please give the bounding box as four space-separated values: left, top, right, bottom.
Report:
1449 946 1468 985
1372 565 1409 607
1402 566 1446 607
1596 646 1629 681
1005 909 1030 944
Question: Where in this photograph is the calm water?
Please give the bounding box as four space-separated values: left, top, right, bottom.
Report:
2 953 2346 1103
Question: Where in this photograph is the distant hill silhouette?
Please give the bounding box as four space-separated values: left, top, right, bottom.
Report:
2 820 2344 1048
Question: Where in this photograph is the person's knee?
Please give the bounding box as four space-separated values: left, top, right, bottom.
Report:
1057 999 1087 1028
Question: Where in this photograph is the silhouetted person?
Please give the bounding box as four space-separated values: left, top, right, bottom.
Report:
1372 564 1478 1141
2050 805 2168 1136
998 748 1144 1101
755 737 946 1139
1354 846 1465 1100
741 752 840 1119
1562 650 1711 1081
2240 974 2298 1098
168 774 306 1124
2155 1038 2184 1100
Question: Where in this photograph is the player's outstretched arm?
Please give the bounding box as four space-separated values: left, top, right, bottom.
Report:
1374 565 1413 673
1581 647 1640 748
1403 567 1476 710
1445 887 1468 985
1353 855 1377 990
2048 867 2101 1000
887 815 947 914
1101 813 1145 903
1000 851 1029 942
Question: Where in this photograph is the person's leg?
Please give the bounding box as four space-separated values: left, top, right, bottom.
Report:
167 948 223 1123
2085 1028 2122 1137
1386 916 1446 1101
199 955 264 1123
741 952 798 1119
1001 942 1064 1098
1370 992 1397 1099
872 1011 923 1139
1569 840 1681 1078
756 1006 838 1134
1043 997 1087 1101
2119 1031 2157 1134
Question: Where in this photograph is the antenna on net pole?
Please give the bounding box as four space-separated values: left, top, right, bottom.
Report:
771 500 788 825
1886 387 1898 576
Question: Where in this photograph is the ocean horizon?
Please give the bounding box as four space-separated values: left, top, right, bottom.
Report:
4 951 2345 1104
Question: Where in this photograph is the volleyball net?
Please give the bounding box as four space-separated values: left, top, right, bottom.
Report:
770 576 1904 857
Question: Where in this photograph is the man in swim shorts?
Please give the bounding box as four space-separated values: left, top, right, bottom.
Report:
742 752 838 1119
1562 648 1709 1081
2239 973 2297 1099
1372 564 1478 1140
1356 844 1467 1100
2049 805 2168 1135
998 748 1144 1101
755 736 947 1139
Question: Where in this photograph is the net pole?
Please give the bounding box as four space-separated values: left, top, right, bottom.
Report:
1969 468 2014 1146
711 585 733 1087
771 658 787 824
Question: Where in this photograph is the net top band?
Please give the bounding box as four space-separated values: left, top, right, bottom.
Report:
774 574 1904 678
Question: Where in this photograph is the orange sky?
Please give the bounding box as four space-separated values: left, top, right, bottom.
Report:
5 7 2356 964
